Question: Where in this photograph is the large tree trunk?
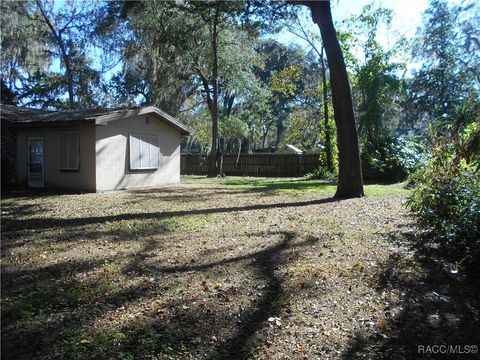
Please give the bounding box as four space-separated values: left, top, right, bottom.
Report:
305 1 364 198
235 138 242 168
262 122 272 149
208 117 219 177
207 5 220 177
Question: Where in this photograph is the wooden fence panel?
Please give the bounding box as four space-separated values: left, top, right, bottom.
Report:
181 153 321 177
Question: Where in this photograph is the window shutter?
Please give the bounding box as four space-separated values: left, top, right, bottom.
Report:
150 136 159 168
129 134 160 170
68 132 79 169
59 131 79 170
59 133 68 169
140 135 149 169
130 134 142 170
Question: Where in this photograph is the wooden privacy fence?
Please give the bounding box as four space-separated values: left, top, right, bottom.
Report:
181 153 321 177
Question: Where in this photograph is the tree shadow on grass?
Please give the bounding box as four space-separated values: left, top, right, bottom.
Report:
1 220 174 360
342 226 480 360
1 224 323 359
216 231 315 359
221 178 337 194
1 197 340 233
1 184 338 359
1 258 147 359
122 230 322 359
1 189 92 200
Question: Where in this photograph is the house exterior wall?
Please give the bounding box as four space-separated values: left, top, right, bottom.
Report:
95 114 181 191
1 127 17 186
16 125 96 191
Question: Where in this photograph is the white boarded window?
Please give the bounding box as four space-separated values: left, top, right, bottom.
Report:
129 134 160 170
58 131 79 170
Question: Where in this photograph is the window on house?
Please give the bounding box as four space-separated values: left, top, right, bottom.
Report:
129 134 160 170
59 131 79 170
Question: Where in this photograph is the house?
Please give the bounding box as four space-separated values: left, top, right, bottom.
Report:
1 105 192 191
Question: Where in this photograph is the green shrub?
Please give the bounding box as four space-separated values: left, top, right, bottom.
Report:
361 137 429 182
306 167 337 181
406 122 480 263
309 136 427 182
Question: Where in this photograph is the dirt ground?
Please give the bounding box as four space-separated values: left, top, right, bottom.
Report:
1 177 479 359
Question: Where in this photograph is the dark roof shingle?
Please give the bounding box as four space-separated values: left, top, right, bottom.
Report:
0 105 192 135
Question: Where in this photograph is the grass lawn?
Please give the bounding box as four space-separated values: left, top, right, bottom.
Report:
1 176 478 359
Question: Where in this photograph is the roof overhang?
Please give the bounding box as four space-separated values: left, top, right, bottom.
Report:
2 119 95 128
92 106 193 136
1 105 193 136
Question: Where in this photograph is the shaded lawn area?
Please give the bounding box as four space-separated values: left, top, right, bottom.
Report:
219 177 412 197
1 176 479 360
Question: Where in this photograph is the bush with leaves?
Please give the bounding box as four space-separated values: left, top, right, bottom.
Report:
407 122 480 263
307 167 337 181
361 137 428 182
307 113 338 181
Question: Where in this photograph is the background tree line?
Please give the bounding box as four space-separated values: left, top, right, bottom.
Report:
2 0 476 169
1 0 479 235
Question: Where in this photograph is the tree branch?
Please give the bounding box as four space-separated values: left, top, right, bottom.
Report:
180 100 207 113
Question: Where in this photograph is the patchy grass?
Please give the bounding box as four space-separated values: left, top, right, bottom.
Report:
219 177 411 197
363 182 412 197
221 177 337 195
1 177 478 360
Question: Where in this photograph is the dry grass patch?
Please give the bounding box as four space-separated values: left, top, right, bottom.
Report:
2 177 478 360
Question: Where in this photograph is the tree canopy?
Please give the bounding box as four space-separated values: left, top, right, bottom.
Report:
1 0 478 194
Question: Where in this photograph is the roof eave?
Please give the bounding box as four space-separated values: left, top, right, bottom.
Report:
1 118 95 128
94 106 193 136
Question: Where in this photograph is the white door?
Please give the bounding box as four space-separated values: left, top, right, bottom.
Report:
27 137 44 188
